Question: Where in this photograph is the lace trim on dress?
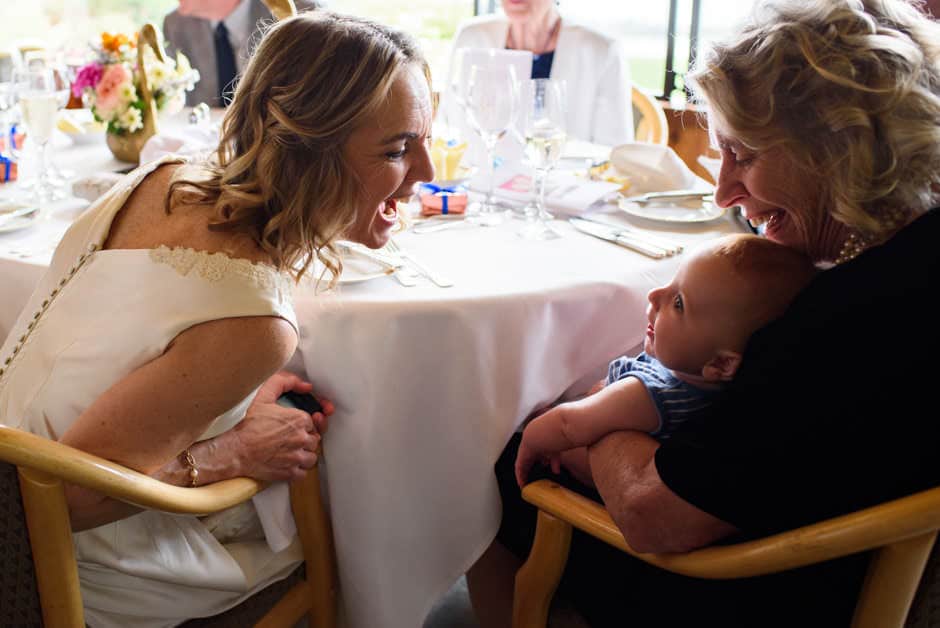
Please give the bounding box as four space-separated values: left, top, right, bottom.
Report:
148 245 294 297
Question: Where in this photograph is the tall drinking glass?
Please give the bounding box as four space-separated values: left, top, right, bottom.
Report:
13 68 61 203
519 78 566 240
465 62 518 226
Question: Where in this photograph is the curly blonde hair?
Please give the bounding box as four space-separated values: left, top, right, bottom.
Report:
688 0 940 237
166 11 431 282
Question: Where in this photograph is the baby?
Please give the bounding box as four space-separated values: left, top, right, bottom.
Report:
516 233 817 486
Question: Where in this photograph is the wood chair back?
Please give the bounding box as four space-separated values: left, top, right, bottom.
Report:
0 424 337 628
513 479 940 628
631 86 669 145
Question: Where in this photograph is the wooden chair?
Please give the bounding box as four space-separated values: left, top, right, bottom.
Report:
512 479 940 628
630 86 669 146
0 423 337 628
262 0 299 20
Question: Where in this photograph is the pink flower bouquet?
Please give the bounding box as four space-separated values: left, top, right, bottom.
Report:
73 31 199 135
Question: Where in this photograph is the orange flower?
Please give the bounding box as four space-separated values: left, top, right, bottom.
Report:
100 31 136 53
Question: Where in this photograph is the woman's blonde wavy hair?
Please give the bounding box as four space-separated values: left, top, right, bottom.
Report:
688 0 940 236
166 11 430 283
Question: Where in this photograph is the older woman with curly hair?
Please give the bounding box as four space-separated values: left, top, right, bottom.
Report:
0 11 433 627
469 1 940 626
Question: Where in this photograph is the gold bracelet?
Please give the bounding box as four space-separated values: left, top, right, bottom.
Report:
179 449 199 488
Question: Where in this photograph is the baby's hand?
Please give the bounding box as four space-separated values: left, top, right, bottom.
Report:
515 440 538 488
587 378 607 396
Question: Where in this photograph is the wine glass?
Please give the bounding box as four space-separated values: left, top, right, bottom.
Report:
12 67 62 203
519 78 567 240
465 61 518 226
46 59 77 183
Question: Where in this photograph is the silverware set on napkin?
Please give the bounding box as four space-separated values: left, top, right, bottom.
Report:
569 217 683 259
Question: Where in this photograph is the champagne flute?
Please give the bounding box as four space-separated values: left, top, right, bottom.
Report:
465 61 518 226
519 78 566 240
46 59 77 183
13 67 62 203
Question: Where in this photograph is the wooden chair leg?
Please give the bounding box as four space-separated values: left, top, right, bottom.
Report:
852 531 937 628
290 466 337 628
512 510 573 628
18 467 85 628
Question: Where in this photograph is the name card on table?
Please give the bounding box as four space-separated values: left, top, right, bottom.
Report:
494 171 621 216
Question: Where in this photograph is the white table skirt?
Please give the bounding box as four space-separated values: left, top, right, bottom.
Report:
0 119 744 627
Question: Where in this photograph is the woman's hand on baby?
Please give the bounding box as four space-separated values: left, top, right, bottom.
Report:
231 371 335 482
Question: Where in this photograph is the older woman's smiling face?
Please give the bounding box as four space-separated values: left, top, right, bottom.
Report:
711 125 848 263
341 64 435 248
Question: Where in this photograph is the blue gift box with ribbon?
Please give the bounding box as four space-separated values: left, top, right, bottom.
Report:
419 182 468 216
1 154 17 183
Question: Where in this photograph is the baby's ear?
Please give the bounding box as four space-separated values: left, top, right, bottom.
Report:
702 350 742 382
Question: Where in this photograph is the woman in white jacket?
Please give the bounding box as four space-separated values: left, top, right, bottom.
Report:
447 0 634 146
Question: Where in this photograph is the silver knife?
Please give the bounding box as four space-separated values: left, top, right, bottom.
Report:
0 205 38 228
573 216 683 254
569 218 669 259
620 190 714 204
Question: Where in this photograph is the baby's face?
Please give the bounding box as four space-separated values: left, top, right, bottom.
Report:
644 249 749 377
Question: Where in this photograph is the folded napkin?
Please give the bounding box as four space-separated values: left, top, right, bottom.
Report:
72 172 124 202
252 482 296 553
139 125 219 165
492 170 621 216
609 142 705 195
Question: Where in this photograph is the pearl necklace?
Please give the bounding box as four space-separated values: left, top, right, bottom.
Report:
834 231 869 266
833 208 909 266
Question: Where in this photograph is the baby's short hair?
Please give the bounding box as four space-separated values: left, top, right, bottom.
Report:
710 233 817 331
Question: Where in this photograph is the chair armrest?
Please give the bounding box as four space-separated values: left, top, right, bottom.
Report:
0 424 264 515
522 479 940 579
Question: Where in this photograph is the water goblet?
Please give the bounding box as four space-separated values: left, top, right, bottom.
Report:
465 61 518 226
519 78 567 240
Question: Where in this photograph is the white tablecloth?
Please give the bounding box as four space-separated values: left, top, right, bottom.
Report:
0 115 745 627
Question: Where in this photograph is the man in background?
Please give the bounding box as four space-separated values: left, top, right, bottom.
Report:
164 0 321 107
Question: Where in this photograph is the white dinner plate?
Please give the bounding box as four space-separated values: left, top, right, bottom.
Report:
617 197 726 223
0 202 40 234
312 251 393 284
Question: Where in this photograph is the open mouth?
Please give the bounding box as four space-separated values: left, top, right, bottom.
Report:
381 197 399 222
747 209 783 231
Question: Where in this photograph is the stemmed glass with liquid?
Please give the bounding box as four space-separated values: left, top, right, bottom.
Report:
465 62 518 226
519 78 566 240
13 68 62 203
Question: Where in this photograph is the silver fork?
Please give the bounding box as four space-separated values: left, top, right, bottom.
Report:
384 239 454 288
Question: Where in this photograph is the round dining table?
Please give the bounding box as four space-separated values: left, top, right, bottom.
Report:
0 109 745 628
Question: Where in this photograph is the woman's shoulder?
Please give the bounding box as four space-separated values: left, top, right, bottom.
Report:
455 13 507 40
559 19 621 49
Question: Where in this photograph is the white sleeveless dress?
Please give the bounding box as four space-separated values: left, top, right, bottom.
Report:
0 156 304 627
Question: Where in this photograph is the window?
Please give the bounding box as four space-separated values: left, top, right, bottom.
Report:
1 1 176 57
338 1 473 89
2 1 471 94
475 0 757 101
4 1 755 103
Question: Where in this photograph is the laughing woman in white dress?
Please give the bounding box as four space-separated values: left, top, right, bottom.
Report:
0 12 434 627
